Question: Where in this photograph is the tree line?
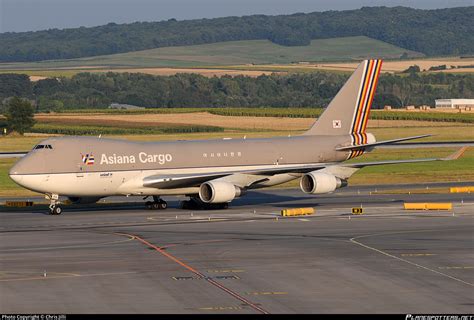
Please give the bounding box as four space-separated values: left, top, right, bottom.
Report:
0 6 473 62
1 71 473 112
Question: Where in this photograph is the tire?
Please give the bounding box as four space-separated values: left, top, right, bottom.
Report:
159 201 168 210
53 206 62 215
152 202 160 210
145 201 153 210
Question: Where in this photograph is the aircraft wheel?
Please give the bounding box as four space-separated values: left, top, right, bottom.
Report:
159 201 168 210
50 205 62 215
145 201 153 210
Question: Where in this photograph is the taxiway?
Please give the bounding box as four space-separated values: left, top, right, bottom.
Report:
1 184 473 314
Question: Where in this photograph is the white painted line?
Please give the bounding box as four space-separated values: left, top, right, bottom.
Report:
350 231 473 287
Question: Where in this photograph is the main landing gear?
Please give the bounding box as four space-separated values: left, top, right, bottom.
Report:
145 196 168 210
47 194 62 215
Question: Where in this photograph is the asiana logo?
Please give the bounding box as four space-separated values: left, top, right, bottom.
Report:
81 153 95 165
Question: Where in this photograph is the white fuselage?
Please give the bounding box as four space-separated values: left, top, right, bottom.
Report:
9 135 350 198
11 165 305 197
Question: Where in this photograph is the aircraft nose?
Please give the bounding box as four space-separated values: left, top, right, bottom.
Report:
9 173 23 185
9 163 24 185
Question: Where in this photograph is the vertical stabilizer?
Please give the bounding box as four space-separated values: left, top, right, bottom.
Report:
304 59 382 136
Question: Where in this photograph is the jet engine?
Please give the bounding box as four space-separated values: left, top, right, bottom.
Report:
300 172 347 194
67 196 102 204
199 181 243 203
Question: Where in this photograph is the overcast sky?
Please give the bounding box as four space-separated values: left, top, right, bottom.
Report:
1 0 473 33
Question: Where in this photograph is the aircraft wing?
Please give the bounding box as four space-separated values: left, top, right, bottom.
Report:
142 147 467 189
0 152 28 158
143 172 236 189
142 163 329 189
344 146 468 168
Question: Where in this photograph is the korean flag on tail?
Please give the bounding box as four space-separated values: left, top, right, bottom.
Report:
333 120 342 129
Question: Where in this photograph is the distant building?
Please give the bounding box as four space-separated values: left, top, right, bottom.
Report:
435 99 474 109
108 103 145 110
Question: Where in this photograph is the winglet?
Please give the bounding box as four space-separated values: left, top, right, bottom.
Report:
441 146 469 161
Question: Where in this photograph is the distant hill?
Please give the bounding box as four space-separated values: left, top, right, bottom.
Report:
0 37 424 70
0 6 472 62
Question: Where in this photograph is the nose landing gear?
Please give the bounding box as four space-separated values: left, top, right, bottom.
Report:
49 204 62 215
47 194 62 215
145 196 168 210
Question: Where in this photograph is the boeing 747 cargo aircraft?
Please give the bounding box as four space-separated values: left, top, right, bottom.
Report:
7 60 460 214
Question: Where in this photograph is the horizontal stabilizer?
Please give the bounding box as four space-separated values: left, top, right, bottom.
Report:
335 134 431 151
376 141 474 149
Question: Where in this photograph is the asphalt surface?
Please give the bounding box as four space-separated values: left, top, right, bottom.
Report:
1 185 473 314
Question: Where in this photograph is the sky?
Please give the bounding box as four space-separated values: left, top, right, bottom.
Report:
1 0 473 33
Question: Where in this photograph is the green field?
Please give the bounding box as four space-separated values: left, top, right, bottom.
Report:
42 108 474 123
31 123 224 135
206 108 474 124
0 36 422 71
20 110 474 140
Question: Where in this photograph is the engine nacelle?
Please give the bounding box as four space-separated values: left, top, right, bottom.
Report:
67 196 102 204
300 172 347 194
199 181 242 203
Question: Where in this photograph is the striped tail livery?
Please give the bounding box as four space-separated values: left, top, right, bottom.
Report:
304 59 383 158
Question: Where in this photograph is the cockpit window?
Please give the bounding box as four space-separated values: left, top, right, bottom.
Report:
34 144 53 150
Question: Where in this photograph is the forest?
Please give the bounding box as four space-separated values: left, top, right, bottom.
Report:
0 6 473 62
1 71 472 112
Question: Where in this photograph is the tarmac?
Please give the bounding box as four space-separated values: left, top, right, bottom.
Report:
1 183 473 314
